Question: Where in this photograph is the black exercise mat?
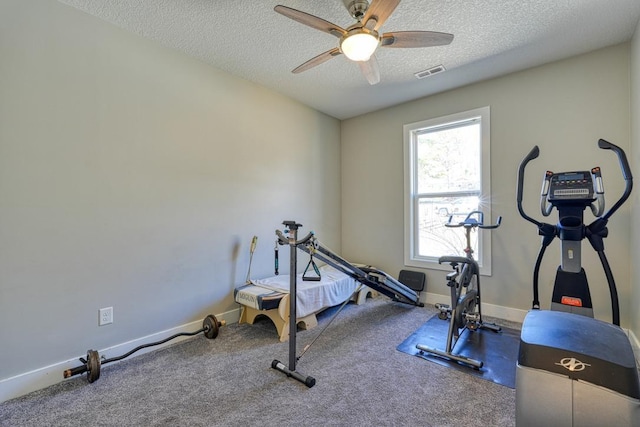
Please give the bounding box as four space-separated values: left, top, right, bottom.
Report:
397 315 520 388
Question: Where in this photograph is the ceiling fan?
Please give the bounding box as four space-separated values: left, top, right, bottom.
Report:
274 0 454 85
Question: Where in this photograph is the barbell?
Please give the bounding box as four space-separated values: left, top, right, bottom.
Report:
63 314 224 383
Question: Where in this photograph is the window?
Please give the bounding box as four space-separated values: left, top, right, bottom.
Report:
403 106 493 274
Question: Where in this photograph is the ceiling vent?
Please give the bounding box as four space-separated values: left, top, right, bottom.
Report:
414 65 446 79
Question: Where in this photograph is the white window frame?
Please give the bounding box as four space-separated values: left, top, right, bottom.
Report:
403 106 493 275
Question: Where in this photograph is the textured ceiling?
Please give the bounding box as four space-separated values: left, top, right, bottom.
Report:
58 0 640 120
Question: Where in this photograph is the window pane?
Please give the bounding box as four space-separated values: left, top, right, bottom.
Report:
417 196 480 258
416 121 481 194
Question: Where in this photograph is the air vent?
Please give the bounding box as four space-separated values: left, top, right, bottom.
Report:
414 65 446 79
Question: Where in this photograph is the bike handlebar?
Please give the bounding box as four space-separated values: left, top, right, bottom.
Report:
483 216 502 229
444 211 502 229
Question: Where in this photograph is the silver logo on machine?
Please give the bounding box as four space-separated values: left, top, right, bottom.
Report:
555 357 591 372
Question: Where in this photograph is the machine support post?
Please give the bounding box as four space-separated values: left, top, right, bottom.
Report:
271 220 316 388
287 222 299 371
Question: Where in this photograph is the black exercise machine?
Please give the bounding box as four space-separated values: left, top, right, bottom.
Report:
416 211 502 369
515 139 639 426
271 220 422 388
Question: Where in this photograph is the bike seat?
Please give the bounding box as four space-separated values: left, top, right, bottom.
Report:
438 256 471 266
446 270 459 282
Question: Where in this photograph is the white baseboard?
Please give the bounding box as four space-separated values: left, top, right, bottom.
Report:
423 292 529 324
2 300 636 404
0 308 240 404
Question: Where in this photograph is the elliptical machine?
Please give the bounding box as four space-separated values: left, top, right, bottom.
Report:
515 139 638 426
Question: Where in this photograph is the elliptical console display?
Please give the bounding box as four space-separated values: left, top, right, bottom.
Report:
543 168 602 210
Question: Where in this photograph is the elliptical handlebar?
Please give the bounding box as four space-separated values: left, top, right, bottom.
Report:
516 145 542 227
599 139 633 181
597 139 633 222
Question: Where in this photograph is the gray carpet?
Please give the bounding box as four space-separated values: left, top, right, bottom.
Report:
0 297 517 426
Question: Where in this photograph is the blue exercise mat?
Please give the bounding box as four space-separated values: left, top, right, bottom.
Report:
397 315 520 388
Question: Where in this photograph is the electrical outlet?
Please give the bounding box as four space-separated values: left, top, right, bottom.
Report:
99 307 113 326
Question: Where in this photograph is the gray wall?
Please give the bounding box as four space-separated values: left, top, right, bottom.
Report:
0 0 341 381
341 44 632 326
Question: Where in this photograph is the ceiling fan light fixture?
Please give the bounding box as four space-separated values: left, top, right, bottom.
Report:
275 2 453 84
340 31 379 61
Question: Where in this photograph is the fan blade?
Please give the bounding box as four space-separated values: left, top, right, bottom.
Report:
381 31 454 48
274 5 347 38
362 0 400 31
358 55 381 85
292 48 342 74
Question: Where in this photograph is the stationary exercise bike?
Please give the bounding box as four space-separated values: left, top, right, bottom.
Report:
515 139 639 426
416 211 502 369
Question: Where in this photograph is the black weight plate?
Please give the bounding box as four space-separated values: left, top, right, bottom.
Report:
86 349 101 383
203 315 219 339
